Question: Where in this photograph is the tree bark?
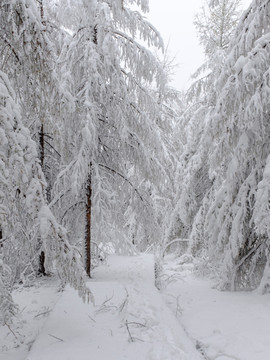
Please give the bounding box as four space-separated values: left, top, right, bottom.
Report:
39 251 46 275
39 124 46 276
85 169 92 277
40 124 45 167
0 227 2 249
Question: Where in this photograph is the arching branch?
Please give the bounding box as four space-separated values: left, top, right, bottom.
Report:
98 163 146 204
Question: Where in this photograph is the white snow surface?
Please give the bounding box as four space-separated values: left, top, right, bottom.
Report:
0 278 61 360
2 254 270 360
161 254 270 360
1 254 202 360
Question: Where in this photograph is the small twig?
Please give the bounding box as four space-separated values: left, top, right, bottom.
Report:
126 321 147 328
48 334 64 342
5 324 17 338
19 306 27 314
95 293 117 314
35 308 51 318
213 353 240 360
132 337 144 342
167 294 183 317
95 304 118 314
88 314 96 322
119 288 129 313
125 320 134 342
100 293 114 307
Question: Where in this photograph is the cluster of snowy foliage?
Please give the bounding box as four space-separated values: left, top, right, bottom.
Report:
176 0 270 292
50 0 179 255
0 71 43 322
189 0 241 101
0 0 180 323
0 68 90 323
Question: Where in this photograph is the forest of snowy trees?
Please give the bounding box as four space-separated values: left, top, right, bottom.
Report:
1 0 270 327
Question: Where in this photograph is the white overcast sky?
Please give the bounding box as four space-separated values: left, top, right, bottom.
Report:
147 0 252 90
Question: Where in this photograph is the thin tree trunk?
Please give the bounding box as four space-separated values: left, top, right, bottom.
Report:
85 25 96 278
40 0 46 25
39 251 46 275
85 168 92 277
40 124 45 167
39 124 46 275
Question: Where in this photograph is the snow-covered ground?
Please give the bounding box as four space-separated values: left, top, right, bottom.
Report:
161 254 270 360
1 254 202 360
0 277 61 360
2 253 270 360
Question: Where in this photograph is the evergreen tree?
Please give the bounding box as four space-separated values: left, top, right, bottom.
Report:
0 0 93 306
190 0 241 99
0 69 91 319
0 0 66 274
167 1 241 253
51 0 174 275
185 0 270 292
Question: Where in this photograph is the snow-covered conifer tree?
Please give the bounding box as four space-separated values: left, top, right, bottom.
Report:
172 0 242 259
0 70 91 316
190 0 241 99
185 0 270 292
51 0 174 275
0 0 66 274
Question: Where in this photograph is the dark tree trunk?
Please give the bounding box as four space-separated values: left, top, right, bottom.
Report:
85 169 92 278
38 124 46 276
40 0 46 25
39 251 46 275
85 25 95 277
40 124 45 167
0 226 2 249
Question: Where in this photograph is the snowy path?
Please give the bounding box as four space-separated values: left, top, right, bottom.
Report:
23 254 203 360
3 254 270 360
161 255 270 360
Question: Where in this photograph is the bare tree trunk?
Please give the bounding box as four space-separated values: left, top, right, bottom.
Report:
0 226 2 250
40 124 45 167
39 123 46 275
85 168 92 277
40 0 46 25
39 251 46 275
